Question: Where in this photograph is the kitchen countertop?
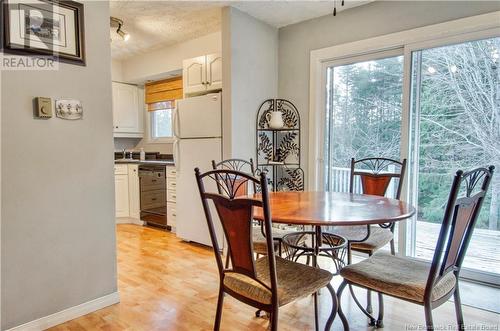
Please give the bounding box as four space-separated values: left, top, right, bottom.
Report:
114 159 175 166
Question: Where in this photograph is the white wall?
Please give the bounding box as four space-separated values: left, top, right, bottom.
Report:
111 59 124 82
1 2 117 329
121 32 221 83
278 0 500 178
222 7 279 160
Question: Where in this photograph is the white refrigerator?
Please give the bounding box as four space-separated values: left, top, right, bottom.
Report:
173 92 223 247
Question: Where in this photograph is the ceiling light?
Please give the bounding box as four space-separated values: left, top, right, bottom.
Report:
427 66 436 74
117 29 130 41
110 17 130 42
450 65 458 73
332 0 345 16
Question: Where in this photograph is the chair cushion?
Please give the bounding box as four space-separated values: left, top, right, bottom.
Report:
224 256 333 306
340 252 457 303
332 226 393 253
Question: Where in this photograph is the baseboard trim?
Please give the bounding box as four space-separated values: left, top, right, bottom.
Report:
6 292 120 331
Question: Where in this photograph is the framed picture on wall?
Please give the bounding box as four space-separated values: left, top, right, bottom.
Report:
2 0 85 65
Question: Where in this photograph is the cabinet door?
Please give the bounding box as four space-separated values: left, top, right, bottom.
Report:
112 82 140 133
182 56 207 95
128 164 140 219
115 174 130 218
206 53 222 91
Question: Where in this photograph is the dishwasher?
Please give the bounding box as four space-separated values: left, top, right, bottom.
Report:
139 165 168 229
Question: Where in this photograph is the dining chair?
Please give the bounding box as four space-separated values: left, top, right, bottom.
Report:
336 166 495 330
329 157 406 313
212 159 298 261
195 168 338 331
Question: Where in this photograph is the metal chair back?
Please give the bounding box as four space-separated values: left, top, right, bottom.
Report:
425 166 494 301
350 157 407 199
194 168 278 306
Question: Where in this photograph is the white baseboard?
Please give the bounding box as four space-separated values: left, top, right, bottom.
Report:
116 217 143 225
6 292 120 331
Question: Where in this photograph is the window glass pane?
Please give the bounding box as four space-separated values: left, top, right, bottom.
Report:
324 55 404 191
409 37 500 277
151 109 172 138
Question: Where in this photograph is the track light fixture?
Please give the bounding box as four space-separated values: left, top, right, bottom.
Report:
110 17 130 41
333 0 345 16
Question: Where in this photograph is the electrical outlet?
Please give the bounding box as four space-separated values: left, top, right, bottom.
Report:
34 97 52 119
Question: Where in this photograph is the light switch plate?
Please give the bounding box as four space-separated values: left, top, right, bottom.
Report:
34 97 52 118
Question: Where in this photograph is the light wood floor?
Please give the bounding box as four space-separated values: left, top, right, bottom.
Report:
50 224 499 331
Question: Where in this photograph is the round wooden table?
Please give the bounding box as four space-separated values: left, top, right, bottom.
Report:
253 191 415 267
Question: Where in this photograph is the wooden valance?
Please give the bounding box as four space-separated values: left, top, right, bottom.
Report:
145 76 183 109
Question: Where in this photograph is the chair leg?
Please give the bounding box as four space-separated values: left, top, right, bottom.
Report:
314 291 319 331
424 302 434 331
454 286 465 330
390 239 396 255
366 252 373 314
270 307 279 331
214 287 224 331
376 292 384 328
324 283 338 331
337 280 350 331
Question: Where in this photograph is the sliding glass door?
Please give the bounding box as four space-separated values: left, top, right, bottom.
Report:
408 36 500 282
322 34 499 283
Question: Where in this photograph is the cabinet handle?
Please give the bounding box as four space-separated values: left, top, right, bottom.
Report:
152 198 157 201
171 183 176 186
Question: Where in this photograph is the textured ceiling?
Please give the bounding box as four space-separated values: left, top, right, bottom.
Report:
110 1 372 60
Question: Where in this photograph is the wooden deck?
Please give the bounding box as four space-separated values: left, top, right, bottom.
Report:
414 221 500 274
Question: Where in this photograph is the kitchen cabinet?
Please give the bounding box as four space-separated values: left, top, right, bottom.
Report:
114 165 130 218
183 53 222 95
112 82 144 138
166 166 177 230
128 164 140 219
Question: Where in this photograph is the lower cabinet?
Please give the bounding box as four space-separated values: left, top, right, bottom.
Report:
114 163 140 220
166 166 177 230
128 164 140 219
114 165 130 218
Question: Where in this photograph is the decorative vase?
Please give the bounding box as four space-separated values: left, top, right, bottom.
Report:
266 111 284 129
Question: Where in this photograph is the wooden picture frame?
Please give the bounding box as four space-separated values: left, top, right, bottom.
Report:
2 0 85 65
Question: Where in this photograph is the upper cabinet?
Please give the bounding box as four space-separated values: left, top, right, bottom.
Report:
183 53 222 95
112 82 144 138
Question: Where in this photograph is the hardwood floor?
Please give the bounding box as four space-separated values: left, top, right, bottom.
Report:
50 224 499 331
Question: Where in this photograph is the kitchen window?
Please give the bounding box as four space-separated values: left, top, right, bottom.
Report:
148 101 174 141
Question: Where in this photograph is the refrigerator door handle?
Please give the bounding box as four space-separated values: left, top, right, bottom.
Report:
173 139 180 173
173 107 180 138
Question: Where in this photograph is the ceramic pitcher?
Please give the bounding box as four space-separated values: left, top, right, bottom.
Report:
266 111 284 129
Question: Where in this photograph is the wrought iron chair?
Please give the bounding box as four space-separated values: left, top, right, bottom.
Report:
336 166 495 330
329 157 406 313
195 168 338 331
212 159 298 261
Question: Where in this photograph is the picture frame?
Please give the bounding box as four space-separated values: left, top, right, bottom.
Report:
2 0 85 65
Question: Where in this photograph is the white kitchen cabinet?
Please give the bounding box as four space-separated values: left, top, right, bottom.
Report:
128 164 140 219
114 165 130 218
183 53 222 95
112 82 144 138
206 53 222 91
166 165 177 230
183 56 206 95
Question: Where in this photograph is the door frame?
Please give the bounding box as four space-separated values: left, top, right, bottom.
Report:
309 11 500 284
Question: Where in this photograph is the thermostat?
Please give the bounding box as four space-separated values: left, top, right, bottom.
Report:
34 97 52 118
